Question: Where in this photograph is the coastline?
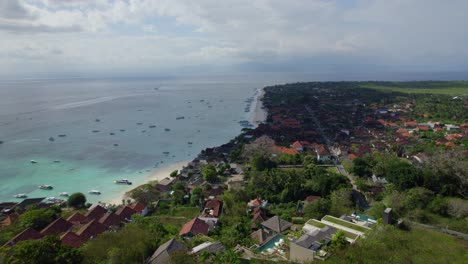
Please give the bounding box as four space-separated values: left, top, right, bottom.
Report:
250 86 267 126
105 160 189 205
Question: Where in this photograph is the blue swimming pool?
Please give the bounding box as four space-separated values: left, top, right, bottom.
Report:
257 234 284 252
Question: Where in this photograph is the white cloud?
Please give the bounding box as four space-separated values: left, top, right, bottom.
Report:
1 0 468 78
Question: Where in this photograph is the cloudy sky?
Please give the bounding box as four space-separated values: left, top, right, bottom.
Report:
1 0 468 78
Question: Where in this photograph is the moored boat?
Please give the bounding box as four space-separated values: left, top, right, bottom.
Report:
88 190 101 195
30 160 38 164
114 179 132 185
59 192 69 197
13 194 27 198
39 185 53 190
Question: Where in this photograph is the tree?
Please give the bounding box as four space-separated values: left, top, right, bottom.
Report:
2 236 82 264
303 198 331 219
170 170 178 177
126 184 161 204
67 192 86 208
19 208 58 230
331 230 347 250
330 188 353 217
202 164 218 182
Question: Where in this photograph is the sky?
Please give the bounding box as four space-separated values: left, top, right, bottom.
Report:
1 0 468 79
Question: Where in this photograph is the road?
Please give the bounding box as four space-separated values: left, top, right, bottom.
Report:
305 105 369 209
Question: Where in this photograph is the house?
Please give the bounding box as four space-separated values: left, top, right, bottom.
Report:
40 218 73 236
147 238 187 264
99 212 121 228
155 178 174 193
247 197 268 208
67 212 87 225
271 146 299 155
291 141 304 152
179 217 209 237
445 124 461 131
290 227 336 262
202 199 223 218
250 228 274 246
315 145 332 162
3 228 43 247
129 202 148 217
76 219 107 241
0 213 18 226
191 241 225 255
252 207 267 223
60 231 84 248
261 215 292 233
85 205 108 221
115 206 137 221
208 187 224 198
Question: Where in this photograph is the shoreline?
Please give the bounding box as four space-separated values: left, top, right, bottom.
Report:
250 86 267 126
105 160 190 205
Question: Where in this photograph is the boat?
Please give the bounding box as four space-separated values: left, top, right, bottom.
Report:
164 128 171 131
113 144 119 146
114 179 132 185
109 132 115 135
95 118 100 122
92 130 100 133
59 192 69 197
0 141 3 144
120 129 125 132
49 137 55 142
88 190 101 195
30 160 38 164
13 194 27 198
53 160 60 163
187 142 193 144
136 122 143 125
149 125 156 128
163 151 170 155
58 134 67 137
38 185 53 190
176 116 185 120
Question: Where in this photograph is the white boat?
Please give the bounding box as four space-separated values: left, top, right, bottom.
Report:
88 190 101 195
30 160 38 164
114 179 132 185
59 192 69 197
13 194 27 198
38 185 53 190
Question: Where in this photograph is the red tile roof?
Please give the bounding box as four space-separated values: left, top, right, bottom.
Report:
405 121 417 127
418 125 430 131
270 146 299 155
115 206 137 221
67 212 87 225
129 202 146 214
179 217 209 236
40 218 73 236
99 213 121 228
85 205 107 221
348 153 358 160
76 219 107 241
4 228 43 246
291 141 303 148
60 231 84 248
202 199 223 218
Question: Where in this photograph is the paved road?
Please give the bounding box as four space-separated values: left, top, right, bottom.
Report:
305 105 369 209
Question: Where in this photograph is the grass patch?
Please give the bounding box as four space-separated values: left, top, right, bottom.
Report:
306 219 326 228
325 167 339 174
360 81 468 95
150 216 192 229
322 215 370 233
326 225 468 263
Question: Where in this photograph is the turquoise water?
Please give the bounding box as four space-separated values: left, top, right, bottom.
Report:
257 234 284 252
0 77 264 204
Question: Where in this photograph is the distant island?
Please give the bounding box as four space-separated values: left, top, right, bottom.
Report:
1 81 467 263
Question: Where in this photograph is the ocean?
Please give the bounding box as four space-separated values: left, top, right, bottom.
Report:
0 76 265 204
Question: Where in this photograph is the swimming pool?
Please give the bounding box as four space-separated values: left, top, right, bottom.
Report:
257 234 284 252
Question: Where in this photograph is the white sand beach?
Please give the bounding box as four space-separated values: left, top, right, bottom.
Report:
105 160 190 205
251 87 267 126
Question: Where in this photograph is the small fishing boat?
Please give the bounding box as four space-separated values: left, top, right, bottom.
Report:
187 142 193 144
92 130 100 133
163 151 170 155
58 134 67 137
120 129 125 132
39 185 53 190
88 190 101 195
53 160 60 163
30 160 38 164
149 125 156 128
164 128 171 131
49 137 55 142
59 192 69 197
176 116 185 120
113 144 119 146
95 118 100 122
136 122 143 125
114 179 132 185
109 132 115 135
13 194 27 198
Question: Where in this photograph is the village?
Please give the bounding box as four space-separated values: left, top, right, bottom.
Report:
1 82 467 263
